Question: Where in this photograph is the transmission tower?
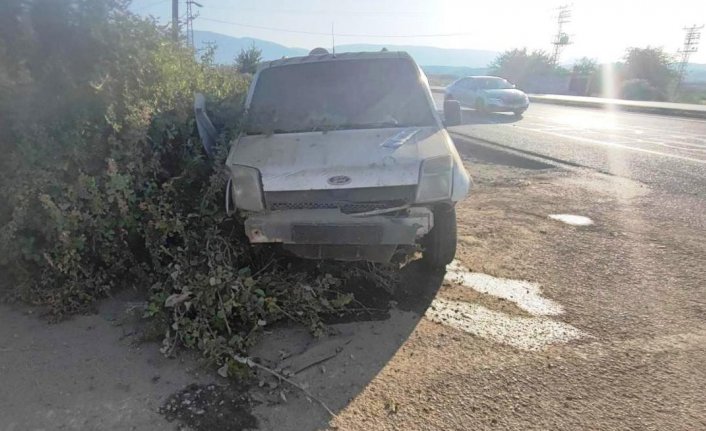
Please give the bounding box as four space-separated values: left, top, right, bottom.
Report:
551 4 572 65
676 24 703 92
185 0 202 48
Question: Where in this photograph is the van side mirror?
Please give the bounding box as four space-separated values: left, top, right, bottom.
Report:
443 99 462 127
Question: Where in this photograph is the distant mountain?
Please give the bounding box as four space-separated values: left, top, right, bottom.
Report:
194 31 308 63
194 31 499 68
421 65 489 77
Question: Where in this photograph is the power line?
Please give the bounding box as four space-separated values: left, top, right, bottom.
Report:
198 17 473 38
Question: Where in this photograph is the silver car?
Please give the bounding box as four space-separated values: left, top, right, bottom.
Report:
445 76 529 116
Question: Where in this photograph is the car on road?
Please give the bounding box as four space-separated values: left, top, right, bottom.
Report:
445 75 529 116
196 50 471 267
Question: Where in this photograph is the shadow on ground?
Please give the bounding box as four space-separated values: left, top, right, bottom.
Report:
460 109 522 125
450 135 555 171
0 260 444 431
243 260 445 431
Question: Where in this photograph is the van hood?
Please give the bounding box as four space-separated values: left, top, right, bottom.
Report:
229 127 447 192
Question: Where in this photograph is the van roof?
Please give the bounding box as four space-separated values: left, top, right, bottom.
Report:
258 51 414 71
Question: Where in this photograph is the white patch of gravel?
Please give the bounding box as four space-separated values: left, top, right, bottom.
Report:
426 298 584 351
444 260 564 316
548 214 594 226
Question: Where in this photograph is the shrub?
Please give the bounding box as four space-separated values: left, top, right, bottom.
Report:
620 78 667 101
0 0 360 372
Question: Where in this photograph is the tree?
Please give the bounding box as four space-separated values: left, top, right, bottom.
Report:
235 43 262 74
621 47 676 99
569 57 600 96
488 48 560 89
572 57 597 75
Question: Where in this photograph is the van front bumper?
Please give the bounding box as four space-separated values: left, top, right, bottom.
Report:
243 208 433 262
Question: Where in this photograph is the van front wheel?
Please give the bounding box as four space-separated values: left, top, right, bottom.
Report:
422 206 457 269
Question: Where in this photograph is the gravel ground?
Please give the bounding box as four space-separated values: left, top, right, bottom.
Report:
327 139 706 430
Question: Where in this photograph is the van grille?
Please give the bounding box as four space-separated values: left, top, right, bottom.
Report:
265 186 416 214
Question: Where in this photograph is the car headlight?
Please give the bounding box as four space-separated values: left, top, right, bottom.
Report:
416 156 453 203
487 97 503 104
230 165 265 211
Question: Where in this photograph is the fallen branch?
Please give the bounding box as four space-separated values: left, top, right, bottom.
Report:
232 355 336 417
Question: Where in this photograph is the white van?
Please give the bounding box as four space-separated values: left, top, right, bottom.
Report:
198 50 471 267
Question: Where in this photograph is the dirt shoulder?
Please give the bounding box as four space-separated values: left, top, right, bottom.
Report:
2 137 705 431
328 137 706 431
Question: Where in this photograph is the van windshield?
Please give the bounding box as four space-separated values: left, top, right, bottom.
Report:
245 58 437 134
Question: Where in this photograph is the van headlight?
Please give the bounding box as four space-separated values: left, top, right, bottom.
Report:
416 156 453 203
230 165 265 211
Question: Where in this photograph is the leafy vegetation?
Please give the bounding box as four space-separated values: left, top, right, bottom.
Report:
486 46 685 101
621 47 676 100
488 48 564 90
0 0 364 373
235 43 263 75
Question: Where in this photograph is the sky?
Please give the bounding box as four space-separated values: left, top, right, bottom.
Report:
131 0 706 64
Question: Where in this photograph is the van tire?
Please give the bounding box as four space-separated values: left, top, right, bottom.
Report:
422 206 457 269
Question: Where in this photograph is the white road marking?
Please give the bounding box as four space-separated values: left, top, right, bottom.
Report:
631 138 706 152
520 121 706 151
524 126 706 152
549 214 594 226
510 125 706 164
444 261 564 315
524 106 706 127
426 298 584 351
521 114 706 143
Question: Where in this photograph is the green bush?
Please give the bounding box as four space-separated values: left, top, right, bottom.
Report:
620 78 667 101
0 0 359 371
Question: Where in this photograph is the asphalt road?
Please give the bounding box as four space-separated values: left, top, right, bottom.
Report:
433 93 706 196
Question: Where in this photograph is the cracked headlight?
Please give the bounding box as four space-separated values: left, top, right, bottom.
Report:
416 156 453 203
230 165 265 211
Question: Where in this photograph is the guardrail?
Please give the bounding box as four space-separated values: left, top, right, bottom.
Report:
430 86 706 119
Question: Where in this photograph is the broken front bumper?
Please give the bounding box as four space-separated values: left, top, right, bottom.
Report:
243 208 433 262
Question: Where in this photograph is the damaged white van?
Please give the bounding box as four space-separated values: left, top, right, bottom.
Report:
197 50 471 267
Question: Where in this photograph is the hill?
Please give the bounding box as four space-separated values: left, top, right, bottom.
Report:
193 31 499 68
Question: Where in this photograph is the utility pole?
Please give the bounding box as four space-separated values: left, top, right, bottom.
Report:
171 0 179 42
676 24 703 93
186 1 202 48
331 23 335 55
551 4 572 66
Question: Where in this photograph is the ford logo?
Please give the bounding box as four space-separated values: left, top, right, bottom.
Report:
327 175 351 186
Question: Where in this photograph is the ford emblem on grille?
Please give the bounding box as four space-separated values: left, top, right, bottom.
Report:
327 175 351 186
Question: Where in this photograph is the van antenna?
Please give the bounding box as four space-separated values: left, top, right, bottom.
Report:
331 22 336 56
